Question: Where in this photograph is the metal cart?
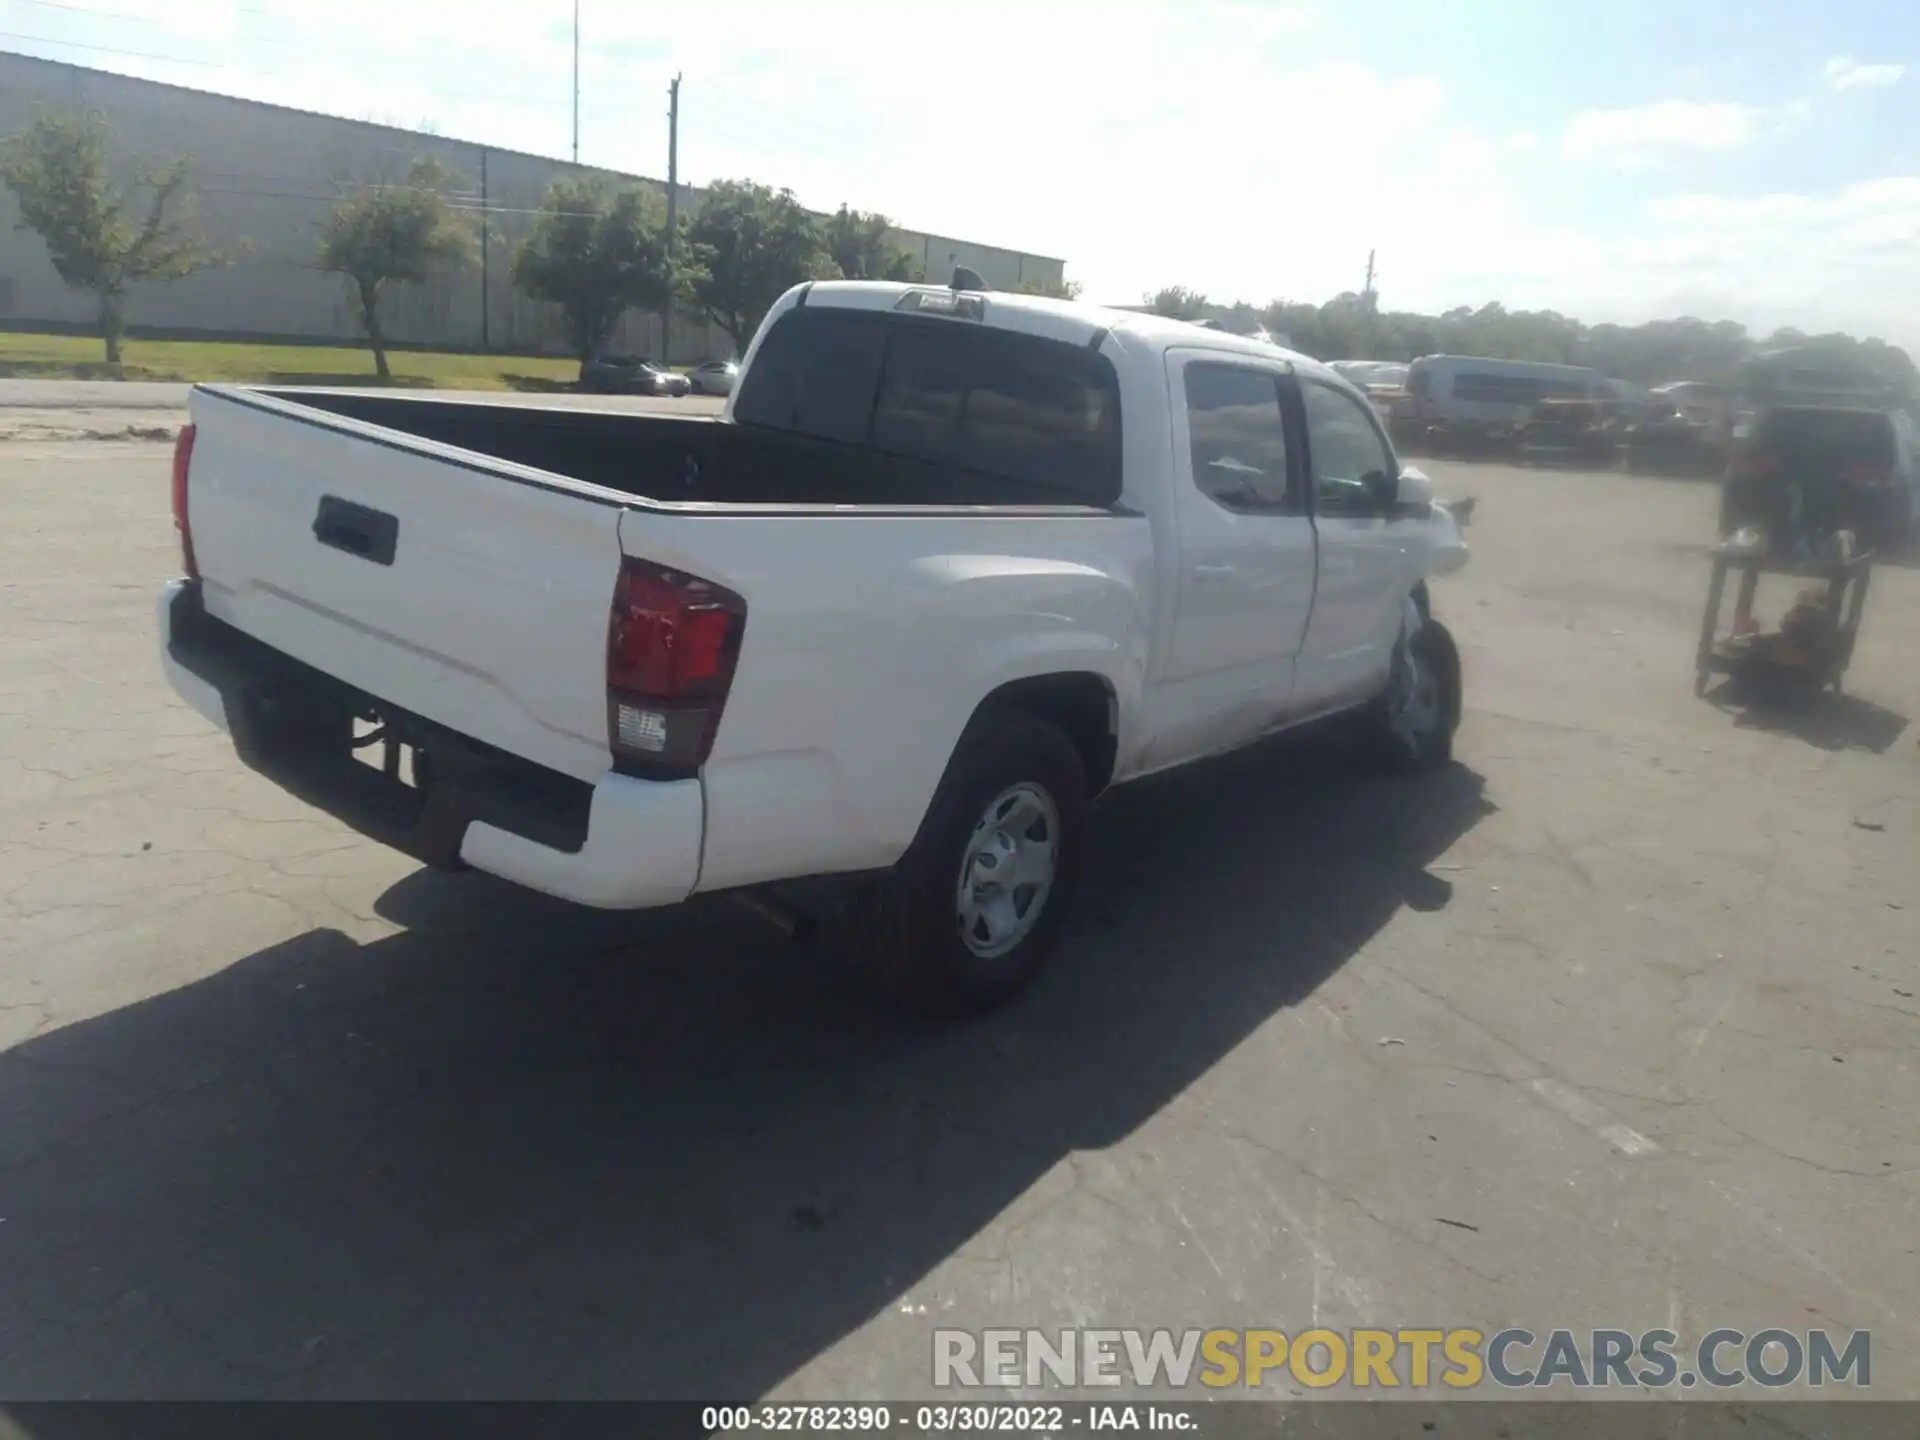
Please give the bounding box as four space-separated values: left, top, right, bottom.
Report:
1694 546 1873 696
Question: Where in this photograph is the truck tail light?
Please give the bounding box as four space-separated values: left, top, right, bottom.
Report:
171 423 199 579
1727 449 1777 479
605 557 747 776
1842 462 1893 487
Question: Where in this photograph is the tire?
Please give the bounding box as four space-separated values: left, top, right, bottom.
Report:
845 708 1090 1021
1363 613 1462 771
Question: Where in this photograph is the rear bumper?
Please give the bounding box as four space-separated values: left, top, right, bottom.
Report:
158 579 703 910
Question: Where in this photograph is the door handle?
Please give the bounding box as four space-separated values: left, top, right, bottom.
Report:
313 495 399 566
1191 563 1236 582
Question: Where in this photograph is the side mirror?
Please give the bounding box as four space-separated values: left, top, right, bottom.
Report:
1394 466 1435 510
1355 469 1394 509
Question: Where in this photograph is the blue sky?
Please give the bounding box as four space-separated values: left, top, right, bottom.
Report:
5 0 1919 349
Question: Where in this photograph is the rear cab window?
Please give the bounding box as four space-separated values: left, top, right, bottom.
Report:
733 305 1123 506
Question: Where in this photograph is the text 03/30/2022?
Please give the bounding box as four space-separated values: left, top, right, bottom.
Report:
703 1405 1197 1432
930 1326 1872 1391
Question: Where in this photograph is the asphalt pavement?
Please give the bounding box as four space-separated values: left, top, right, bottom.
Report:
0 441 1915 1404
0 379 195 410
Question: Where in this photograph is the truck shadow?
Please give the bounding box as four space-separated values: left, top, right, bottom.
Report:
0 735 1491 1400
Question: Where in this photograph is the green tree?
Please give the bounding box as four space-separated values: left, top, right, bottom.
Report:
1016 275 1083 300
514 178 681 378
1235 286 1916 385
823 204 920 281
0 108 224 364
317 158 476 379
1146 285 1209 321
687 180 831 354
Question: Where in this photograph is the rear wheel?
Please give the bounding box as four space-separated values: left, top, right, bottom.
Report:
845 710 1089 1020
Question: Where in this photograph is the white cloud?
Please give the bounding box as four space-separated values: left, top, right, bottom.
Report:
1561 100 1763 164
20 0 238 43
1823 56 1906 91
20 0 1920 352
75 0 1485 311
1524 177 1920 351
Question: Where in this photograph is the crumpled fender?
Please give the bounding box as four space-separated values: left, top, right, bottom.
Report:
1420 504 1471 578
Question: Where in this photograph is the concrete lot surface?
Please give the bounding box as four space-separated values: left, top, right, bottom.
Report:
0 379 196 410
0 441 1915 1403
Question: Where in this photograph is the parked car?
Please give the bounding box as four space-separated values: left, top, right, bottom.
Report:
690 360 739 396
1330 359 1398 388
159 280 1470 1018
579 355 692 397
1602 378 1660 426
1516 397 1619 467
1404 355 1605 453
1624 402 1715 475
1720 404 1918 553
1653 380 1734 433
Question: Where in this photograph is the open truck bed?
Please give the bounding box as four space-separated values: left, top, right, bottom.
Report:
244 387 1114 511
163 278 1468 1018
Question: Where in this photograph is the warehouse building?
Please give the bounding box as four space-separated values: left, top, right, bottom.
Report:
0 51 1067 364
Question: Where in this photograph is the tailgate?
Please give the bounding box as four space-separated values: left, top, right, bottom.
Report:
185 387 625 783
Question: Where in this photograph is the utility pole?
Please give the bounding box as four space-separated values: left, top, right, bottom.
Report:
571 0 581 164
663 72 682 361
479 147 491 351
1363 249 1376 305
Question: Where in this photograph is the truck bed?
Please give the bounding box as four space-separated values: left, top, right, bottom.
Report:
247 388 1111 510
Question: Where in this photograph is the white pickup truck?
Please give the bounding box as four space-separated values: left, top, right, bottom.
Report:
160 280 1469 1015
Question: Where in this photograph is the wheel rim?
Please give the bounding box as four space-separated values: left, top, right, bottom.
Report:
1387 639 1443 751
955 783 1061 959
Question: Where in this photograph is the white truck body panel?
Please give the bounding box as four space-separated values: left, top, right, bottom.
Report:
614 505 1155 891
162 281 1468 913
186 389 627 784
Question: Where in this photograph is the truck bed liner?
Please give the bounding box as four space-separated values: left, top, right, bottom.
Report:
248 388 1107 510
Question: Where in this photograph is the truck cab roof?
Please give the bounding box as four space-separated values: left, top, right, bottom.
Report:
787 280 1343 386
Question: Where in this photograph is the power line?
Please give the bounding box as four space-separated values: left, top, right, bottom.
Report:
9 2 618 116
10 0 201 27
1 32 222 67
28 15 858 163
5 33 931 213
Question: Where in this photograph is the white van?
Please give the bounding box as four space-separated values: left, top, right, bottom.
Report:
1405 355 1605 441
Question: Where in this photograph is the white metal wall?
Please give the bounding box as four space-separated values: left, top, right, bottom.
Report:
0 52 1067 365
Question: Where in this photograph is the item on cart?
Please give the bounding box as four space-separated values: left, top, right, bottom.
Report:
1819 528 1859 564
1780 588 1839 651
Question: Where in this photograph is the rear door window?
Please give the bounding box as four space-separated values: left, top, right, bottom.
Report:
1181 362 1296 512
733 307 1123 505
